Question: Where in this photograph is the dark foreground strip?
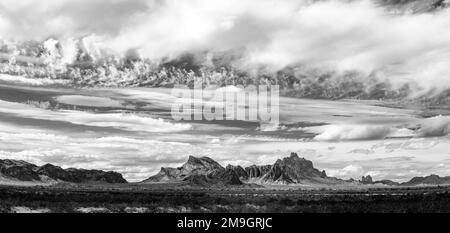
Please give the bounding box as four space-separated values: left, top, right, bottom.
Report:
0 213 447 232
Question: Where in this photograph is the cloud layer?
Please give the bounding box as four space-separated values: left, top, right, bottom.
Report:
2 0 450 95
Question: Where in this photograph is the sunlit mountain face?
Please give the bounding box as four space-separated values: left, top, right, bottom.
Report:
0 0 450 182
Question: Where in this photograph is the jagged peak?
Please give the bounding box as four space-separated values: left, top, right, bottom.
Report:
279 153 314 166
226 164 243 169
187 155 198 162
361 175 374 184
187 155 212 164
184 156 223 169
160 167 176 172
39 163 61 169
0 159 36 167
290 152 299 159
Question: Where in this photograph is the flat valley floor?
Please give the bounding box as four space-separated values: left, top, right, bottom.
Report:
1 184 449 213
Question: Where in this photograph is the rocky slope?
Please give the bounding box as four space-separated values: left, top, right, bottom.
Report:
244 165 272 179
236 153 341 185
0 159 127 184
261 153 330 184
142 156 242 186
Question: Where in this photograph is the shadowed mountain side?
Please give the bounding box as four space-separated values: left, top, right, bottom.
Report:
141 156 242 186
0 159 127 184
261 153 330 184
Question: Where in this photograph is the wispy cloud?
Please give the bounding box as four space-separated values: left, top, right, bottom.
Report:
0 99 193 133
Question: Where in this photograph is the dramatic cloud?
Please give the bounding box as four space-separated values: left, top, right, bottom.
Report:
417 115 450 137
0 0 149 40
2 0 450 94
311 115 450 142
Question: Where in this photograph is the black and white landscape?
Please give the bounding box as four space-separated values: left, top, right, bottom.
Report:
0 0 450 213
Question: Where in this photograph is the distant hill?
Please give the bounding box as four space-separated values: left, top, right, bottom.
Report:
401 175 450 186
360 175 400 186
360 174 450 186
0 159 127 184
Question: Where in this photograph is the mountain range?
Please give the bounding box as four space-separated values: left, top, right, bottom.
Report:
1 154 450 187
142 153 450 187
142 153 338 186
0 159 127 184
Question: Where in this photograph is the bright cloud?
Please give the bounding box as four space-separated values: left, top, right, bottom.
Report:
313 124 393 141
2 0 450 94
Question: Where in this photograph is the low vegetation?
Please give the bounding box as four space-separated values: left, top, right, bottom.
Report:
1 185 449 213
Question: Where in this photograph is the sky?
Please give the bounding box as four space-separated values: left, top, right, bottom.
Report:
0 0 450 182
0 80 449 182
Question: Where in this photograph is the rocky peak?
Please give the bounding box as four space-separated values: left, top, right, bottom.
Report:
263 153 326 184
216 168 243 185
245 165 272 179
289 152 299 159
321 170 327 178
182 156 224 176
361 175 374 184
63 168 127 184
37 164 70 181
0 159 40 181
226 165 248 179
144 156 243 186
186 156 219 166
0 159 37 169
276 153 315 170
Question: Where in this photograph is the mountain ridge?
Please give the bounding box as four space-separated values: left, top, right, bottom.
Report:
2 156 450 188
0 159 127 184
144 153 349 186
143 153 450 187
